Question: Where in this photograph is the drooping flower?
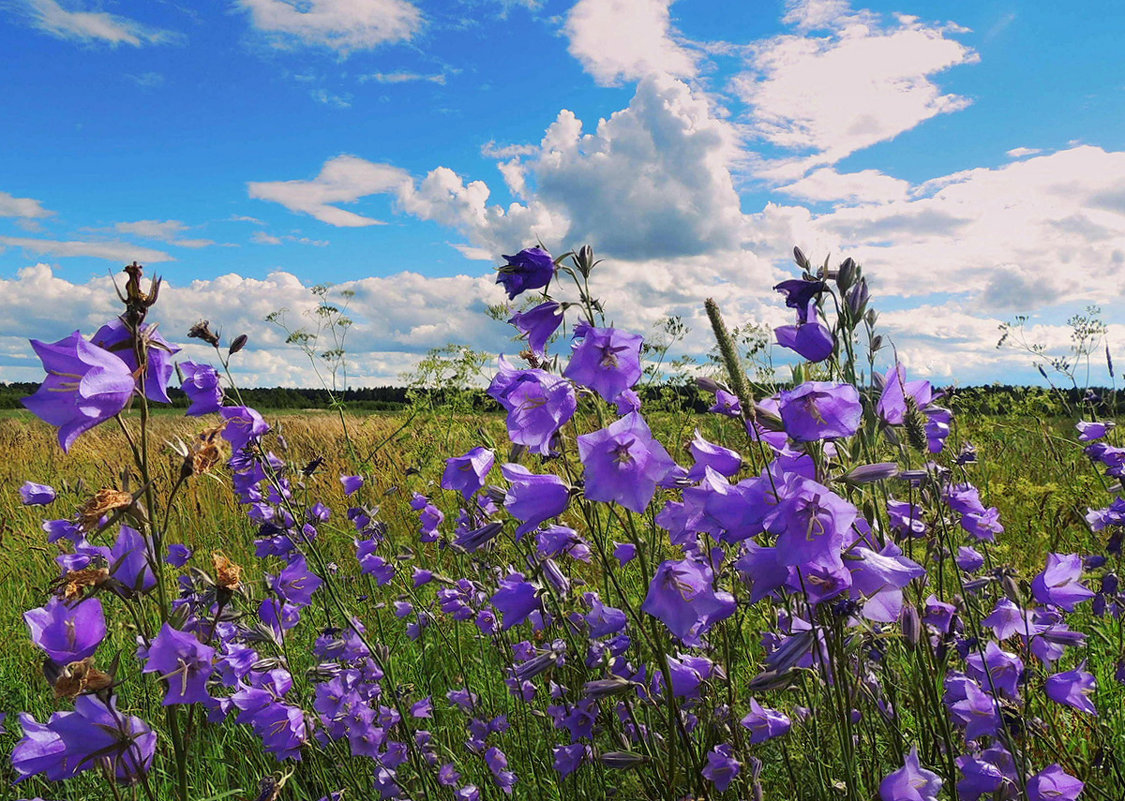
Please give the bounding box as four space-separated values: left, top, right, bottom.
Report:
92 318 180 404
268 554 323 608
877 363 932 426
563 325 643 402
22 331 136 452
502 463 570 537
340 474 364 496
966 641 1023 700
879 747 942 801
702 744 741 792
775 302 834 363
19 481 56 506
509 301 563 355
778 382 862 442
179 360 223 415
1026 764 1084 801
443 447 495 500
642 558 735 642
1032 553 1095 611
553 743 590 778
491 573 541 630
109 524 157 596
142 623 215 705
686 429 742 480
220 405 269 451
488 357 577 455
24 597 106 665
577 412 677 513
1076 420 1114 441
496 247 555 299
1045 664 1097 715
740 698 791 744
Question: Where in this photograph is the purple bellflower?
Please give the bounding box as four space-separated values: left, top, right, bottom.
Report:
1027 765 1084 801
92 318 180 404
442 447 495 500
488 357 577 455
142 623 215 705
778 382 862 442
502 463 570 538
179 360 223 415
19 481 56 505
496 247 555 299
642 558 735 642
775 302 834 363
879 747 941 801
24 596 106 666
577 412 677 513
509 301 563 355
22 331 136 452
563 325 643 403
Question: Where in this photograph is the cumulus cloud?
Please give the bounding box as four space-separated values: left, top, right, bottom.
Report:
0 236 173 263
0 190 53 219
565 0 697 85
17 0 176 47
734 1 977 167
778 167 910 204
236 0 422 54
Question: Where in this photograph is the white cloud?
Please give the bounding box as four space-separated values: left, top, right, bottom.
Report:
248 156 413 227
1006 147 1041 159
252 231 329 246
778 167 909 204
359 71 446 85
565 0 697 86
236 0 422 54
18 0 176 47
734 2 977 166
0 236 173 263
0 191 53 219
112 219 215 248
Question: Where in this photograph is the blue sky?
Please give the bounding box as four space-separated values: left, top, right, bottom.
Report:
2 0 1124 386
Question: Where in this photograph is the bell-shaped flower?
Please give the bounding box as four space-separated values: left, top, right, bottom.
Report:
509 301 563 355
775 303 834 363
92 318 180 404
1045 663 1097 715
563 325 643 402
577 412 677 513
879 746 941 801
1032 553 1095 611
179 360 223 415
1027 765 1083 801
22 331 136 452
642 558 734 642
496 247 555 299
442 447 495 500
488 357 576 455
740 698 791 743
143 623 216 705
685 429 742 481
778 382 862 442
502 463 570 537
491 572 541 630
877 363 932 425
24 596 106 666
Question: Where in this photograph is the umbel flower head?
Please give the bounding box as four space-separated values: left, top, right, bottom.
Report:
22 331 136 452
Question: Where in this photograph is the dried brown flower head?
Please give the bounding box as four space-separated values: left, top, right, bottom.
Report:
58 566 111 601
188 320 221 347
212 551 242 591
78 488 135 531
52 657 113 699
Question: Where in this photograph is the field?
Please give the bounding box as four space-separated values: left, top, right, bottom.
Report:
2 399 1123 800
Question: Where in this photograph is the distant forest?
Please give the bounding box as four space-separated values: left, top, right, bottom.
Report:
1 381 1119 417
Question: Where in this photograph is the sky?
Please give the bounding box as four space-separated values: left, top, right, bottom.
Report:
2 0 1124 388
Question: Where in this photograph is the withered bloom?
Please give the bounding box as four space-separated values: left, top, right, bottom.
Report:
172 425 226 479
213 551 243 592
49 657 114 700
188 320 221 347
78 488 136 532
57 566 111 601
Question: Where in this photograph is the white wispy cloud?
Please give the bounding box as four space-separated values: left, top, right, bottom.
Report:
17 0 177 47
112 220 215 248
0 190 53 219
0 236 173 263
359 71 446 85
236 0 422 54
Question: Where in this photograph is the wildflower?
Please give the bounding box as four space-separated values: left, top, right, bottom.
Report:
502 464 570 537
954 754 1007 801
774 278 826 311
109 525 156 596
775 302 834 363
887 499 927 537
966 642 1023 700
563 325 643 402
165 544 192 567
488 357 576 455
22 331 136 451
768 475 857 567
1032 553 1095 611
268 554 323 608
510 301 563 355
613 542 636 565
443 447 495 500
877 363 932 425
642 558 735 642
686 429 742 480
19 481 55 506
1076 420 1114 441
702 744 741 792
740 699 791 743
24 596 106 666
982 598 1045 640
553 743 590 777
879 747 941 801
13 696 155 785
944 674 1000 740
143 623 215 705
221 405 269 451
956 546 985 573
92 317 180 404
1045 663 1097 715
340 474 364 496
614 388 641 413
847 544 926 623
709 388 742 417
577 412 677 513
491 573 541 630
778 382 862 441
1026 765 1083 801
496 247 555 299
179 360 223 415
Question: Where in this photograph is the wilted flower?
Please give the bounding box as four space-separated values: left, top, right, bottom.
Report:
22 331 136 452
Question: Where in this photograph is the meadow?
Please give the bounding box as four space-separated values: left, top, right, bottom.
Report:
1 249 1123 801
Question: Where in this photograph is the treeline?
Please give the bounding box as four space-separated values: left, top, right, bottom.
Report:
0 380 1117 417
